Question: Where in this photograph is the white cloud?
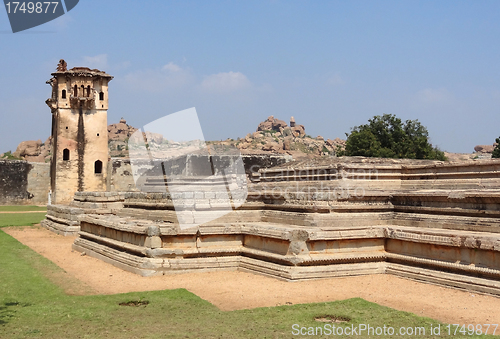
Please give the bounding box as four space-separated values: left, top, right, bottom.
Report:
415 88 454 104
162 62 182 72
122 62 194 91
200 72 252 93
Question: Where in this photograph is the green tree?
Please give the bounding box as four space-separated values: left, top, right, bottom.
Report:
492 137 500 158
343 114 446 160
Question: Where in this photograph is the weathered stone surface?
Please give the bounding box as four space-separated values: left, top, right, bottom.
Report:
257 116 289 132
41 157 500 295
474 145 495 153
13 140 42 158
0 160 49 204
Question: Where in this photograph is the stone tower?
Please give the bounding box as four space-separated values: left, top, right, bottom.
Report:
46 60 113 204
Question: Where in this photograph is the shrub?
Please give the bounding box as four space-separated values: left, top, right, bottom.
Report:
343 114 446 160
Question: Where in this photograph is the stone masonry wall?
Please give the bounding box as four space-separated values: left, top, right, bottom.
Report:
108 155 290 192
0 160 49 205
27 162 50 204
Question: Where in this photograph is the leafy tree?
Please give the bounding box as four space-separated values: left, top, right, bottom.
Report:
492 137 500 158
343 114 446 160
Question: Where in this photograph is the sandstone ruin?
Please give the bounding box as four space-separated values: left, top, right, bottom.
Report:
44 60 113 204
37 62 500 297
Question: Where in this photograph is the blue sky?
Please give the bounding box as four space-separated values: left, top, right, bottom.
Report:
1 0 499 153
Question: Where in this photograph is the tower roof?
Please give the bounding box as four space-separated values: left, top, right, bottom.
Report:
51 67 113 79
50 59 113 79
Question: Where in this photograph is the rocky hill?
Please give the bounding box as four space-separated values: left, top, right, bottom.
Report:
3 115 496 162
231 116 346 159
2 116 347 162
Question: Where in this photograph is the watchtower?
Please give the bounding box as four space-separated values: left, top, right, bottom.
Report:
46 59 113 204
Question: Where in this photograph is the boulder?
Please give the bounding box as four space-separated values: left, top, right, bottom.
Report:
271 118 287 130
262 142 281 152
108 120 137 142
144 131 163 145
282 127 293 137
292 125 305 137
252 131 263 139
13 140 42 158
237 142 251 150
474 145 495 153
257 115 288 132
257 120 273 132
283 139 291 151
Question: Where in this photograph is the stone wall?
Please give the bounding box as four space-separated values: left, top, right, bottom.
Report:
108 159 137 192
108 154 290 192
27 162 50 204
0 160 49 205
0 155 290 205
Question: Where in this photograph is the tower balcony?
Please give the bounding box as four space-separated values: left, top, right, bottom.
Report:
70 96 95 110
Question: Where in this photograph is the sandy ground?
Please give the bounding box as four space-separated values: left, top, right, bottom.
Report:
3 225 500 326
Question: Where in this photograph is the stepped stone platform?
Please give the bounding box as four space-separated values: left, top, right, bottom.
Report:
66 158 500 295
41 192 125 235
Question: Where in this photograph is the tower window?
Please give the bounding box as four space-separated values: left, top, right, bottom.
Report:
62 89 66 99
94 160 103 174
63 149 70 161
99 92 104 100
97 133 99 136
87 85 91 97
74 85 78 97
81 85 84 97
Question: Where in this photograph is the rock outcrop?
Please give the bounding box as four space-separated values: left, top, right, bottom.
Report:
11 138 52 162
474 144 497 153
236 116 345 158
108 118 137 142
13 140 42 158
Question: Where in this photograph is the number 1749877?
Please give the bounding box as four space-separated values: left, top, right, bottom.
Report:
5 2 59 14
446 324 498 336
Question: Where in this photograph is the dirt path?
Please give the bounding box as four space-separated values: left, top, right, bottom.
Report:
4 225 500 326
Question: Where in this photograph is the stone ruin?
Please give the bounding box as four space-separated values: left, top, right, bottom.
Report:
42 156 500 296
38 61 500 296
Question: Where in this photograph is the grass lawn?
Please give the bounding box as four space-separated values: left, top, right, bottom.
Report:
0 212 46 228
0 215 496 338
0 206 47 212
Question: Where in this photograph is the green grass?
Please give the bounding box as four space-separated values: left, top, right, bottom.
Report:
0 212 46 228
0 206 46 212
0 216 497 338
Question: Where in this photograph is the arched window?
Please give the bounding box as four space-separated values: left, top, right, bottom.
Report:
87 85 91 97
81 85 84 97
74 85 78 97
63 149 70 161
61 89 66 99
99 91 104 100
94 160 102 174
